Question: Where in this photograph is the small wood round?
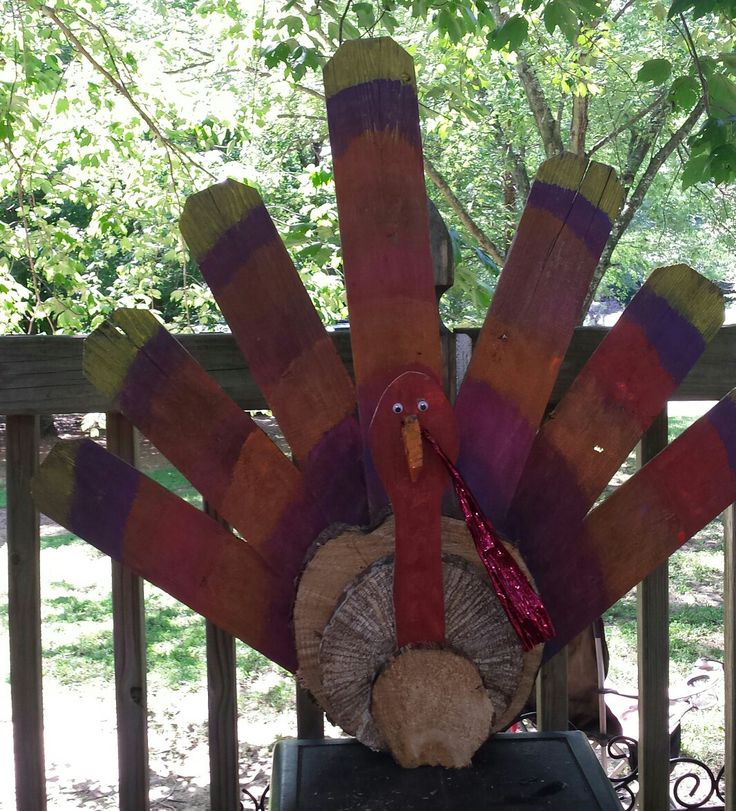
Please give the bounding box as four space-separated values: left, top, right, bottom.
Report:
371 647 493 768
294 516 542 745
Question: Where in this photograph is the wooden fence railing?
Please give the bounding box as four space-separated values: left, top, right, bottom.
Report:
3 326 736 810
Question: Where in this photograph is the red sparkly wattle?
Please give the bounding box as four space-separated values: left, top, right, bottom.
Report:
422 428 555 652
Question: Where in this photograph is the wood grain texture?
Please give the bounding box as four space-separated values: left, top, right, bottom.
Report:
32 439 299 671
371 648 493 768
454 154 624 527
84 308 326 573
636 413 671 811
723 505 736 811
294 516 540 732
535 648 569 731
325 38 442 511
180 182 366 526
540 394 736 652
107 414 150 811
508 266 724 579
202 502 240 810
6 326 736 416
368 373 458 646
7 415 47 811
318 552 533 751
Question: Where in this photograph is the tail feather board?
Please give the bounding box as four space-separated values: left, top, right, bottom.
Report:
180 183 367 525
540 392 736 652
508 265 724 552
325 38 442 511
454 155 624 527
84 309 326 565
32 440 297 671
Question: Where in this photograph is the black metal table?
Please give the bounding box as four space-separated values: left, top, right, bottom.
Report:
270 732 622 810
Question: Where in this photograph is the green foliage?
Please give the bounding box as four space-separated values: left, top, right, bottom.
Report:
0 0 734 333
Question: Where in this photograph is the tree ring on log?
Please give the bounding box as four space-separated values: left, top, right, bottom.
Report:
371 647 493 768
293 515 542 746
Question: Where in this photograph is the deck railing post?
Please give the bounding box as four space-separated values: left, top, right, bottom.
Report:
637 409 671 810
7 414 46 811
203 503 241 808
535 648 569 731
724 504 735 810
107 413 149 810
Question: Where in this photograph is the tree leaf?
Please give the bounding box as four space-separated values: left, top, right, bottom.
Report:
681 152 709 189
488 15 528 51
668 75 701 110
708 73 736 117
637 58 672 84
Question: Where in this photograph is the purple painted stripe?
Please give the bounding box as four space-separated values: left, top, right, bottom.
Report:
624 287 705 382
199 204 277 294
455 379 537 529
118 326 183 430
707 395 736 473
118 325 256 491
69 440 139 561
528 181 613 256
303 414 369 526
327 79 421 160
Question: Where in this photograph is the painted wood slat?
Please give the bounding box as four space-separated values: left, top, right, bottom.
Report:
181 184 366 526
296 686 325 740
636 412 671 811
84 309 326 575
7 415 47 811
107 414 150 811
202 502 240 811
325 37 443 511
542 392 736 652
724 505 736 811
32 439 298 671
6 327 736 415
508 266 723 603
454 155 624 527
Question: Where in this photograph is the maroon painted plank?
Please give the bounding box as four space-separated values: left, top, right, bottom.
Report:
32 440 298 671
180 184 366 526
539 392 736 652
454 154 624 527
84 309 327 571
508 265 723 564
325 38 443 512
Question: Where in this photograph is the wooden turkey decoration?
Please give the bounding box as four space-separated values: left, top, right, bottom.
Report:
34 38 736 769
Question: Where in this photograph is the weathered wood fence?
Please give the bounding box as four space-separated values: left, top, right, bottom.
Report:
3 325 736 810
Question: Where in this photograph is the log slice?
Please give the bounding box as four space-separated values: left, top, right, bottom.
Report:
294 515 542 750
371 647 493 768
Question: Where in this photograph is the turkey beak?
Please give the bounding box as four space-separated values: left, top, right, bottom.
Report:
401 415 423 482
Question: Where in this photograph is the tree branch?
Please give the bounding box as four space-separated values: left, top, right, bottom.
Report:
569 93 588 155
424 158 505 266
581 98 706 314
587 92 668 155
38 3 215 180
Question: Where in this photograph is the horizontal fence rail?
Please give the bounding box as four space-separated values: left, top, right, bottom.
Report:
2 326 735 810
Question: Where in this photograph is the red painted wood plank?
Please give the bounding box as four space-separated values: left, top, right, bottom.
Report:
180 183 367 526
454 154 624 527
84 308 326 570
32 439 298 671
508 265 724 561
538 392 736 651
325 38 443 511
369 373 458 646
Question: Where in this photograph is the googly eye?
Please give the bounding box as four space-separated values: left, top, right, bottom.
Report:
417 399 429 412
392 402 404 414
